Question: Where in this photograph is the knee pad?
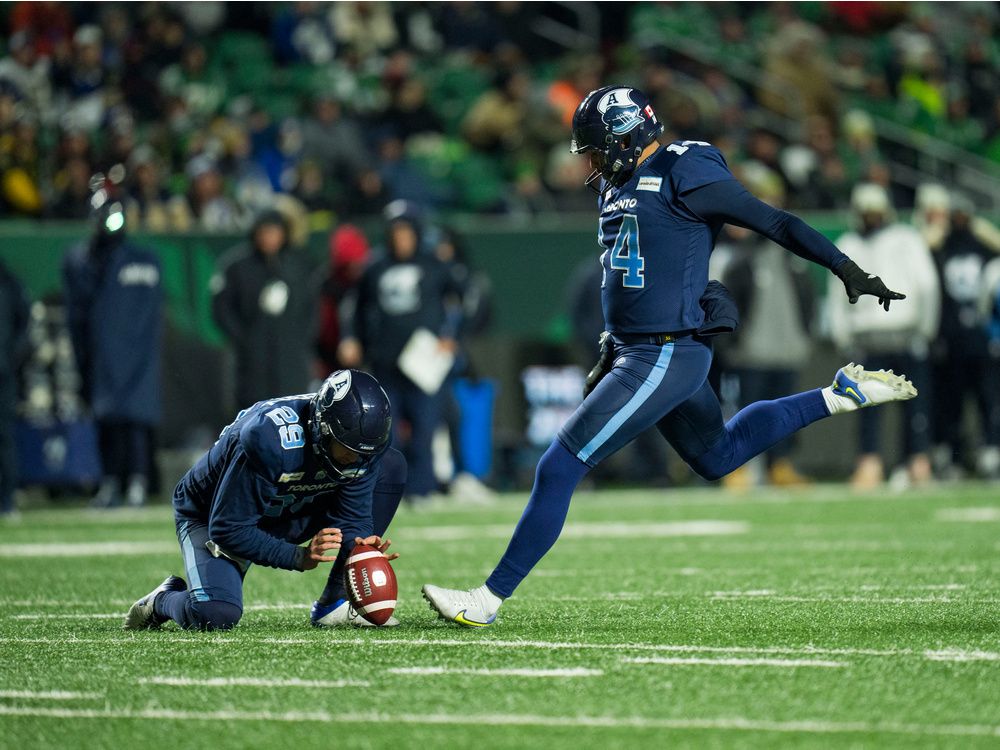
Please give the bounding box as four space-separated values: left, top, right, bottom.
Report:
379 447 408 488
188 600 242 631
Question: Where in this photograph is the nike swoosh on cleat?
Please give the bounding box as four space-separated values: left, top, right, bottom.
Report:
844 386 864 404
453 610 493 627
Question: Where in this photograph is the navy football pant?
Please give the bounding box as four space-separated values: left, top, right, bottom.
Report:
154 449 406 630
486 338 829 598
732 367 800 463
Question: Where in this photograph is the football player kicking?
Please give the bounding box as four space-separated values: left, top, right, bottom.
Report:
423 86 917 627
124 370 405 631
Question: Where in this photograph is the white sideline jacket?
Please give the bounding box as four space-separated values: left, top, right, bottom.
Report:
828 223 941 354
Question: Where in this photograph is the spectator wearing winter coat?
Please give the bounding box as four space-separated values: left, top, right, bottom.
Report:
828 183 940 489
316 224 371 377
928 194 1000 479
211 210 319 411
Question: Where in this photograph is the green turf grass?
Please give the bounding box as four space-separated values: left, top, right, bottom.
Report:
2 483 999 749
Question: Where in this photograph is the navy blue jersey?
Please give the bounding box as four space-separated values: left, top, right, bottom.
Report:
174 395 378 571
597 140 735 334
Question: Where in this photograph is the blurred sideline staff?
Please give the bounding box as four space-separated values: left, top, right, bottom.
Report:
430 226 496 503
0 259 30 516
338 202 463 505
211 210 318 411
62 170 163 508
916 186 1000 479
829 183 940 489
714 163 816 489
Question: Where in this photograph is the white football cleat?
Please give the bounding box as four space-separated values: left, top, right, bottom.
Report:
123 575 186 630
310 599 399 628
825 362 917 414
422 584 501 627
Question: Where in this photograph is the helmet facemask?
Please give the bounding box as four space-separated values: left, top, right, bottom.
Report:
326 429 379 481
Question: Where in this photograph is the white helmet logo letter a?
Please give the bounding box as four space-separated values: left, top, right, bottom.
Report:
329 370 352 402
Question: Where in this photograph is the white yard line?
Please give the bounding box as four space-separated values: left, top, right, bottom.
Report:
710 590 776 598
3 599 133 607
0 521 746 558
924 650 1000 663
709 593 993 605
14 634 998 666
387 667 602 677
0 706 997 737
0 690 103 700
138 676 369 688
7 603 310 620
0 635 913 658
11 613 122 620
936 508 1000 522
858 584 967 591
623 656 846 668
402 520 748 542
0 541 176 558
262 637 913 659
10 635 996 666
532 567 703 578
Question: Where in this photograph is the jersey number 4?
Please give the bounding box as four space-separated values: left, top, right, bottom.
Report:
608 214 644 288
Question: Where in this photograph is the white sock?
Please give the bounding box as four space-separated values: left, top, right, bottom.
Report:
476 584 504 610
821 385 857 416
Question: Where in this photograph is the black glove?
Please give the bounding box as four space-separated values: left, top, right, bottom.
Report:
583 331 614 399
834 259 906 311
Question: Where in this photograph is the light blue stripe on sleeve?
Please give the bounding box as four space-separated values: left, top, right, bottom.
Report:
577 343 675 464
179 523 211 602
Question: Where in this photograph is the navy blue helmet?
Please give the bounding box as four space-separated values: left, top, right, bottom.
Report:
309 370 392 482
570 86 664 191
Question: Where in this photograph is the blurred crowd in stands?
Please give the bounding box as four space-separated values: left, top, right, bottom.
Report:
1 1 999 225
4 2 1000 514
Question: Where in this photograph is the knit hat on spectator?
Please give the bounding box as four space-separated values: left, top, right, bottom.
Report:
331 224 370 268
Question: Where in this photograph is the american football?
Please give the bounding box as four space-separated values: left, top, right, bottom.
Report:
344 544 398 625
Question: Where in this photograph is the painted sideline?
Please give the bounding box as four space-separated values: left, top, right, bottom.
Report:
0 541 176 558
0 520 747 558
0 706 997 737
0 635 914 658
624 657 846 668
0 690 102 700
387 667 602 677
7 636 992 664
403 520 749 542
139 677 369 688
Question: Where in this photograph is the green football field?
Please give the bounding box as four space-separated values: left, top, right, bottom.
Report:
2 483 999 749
